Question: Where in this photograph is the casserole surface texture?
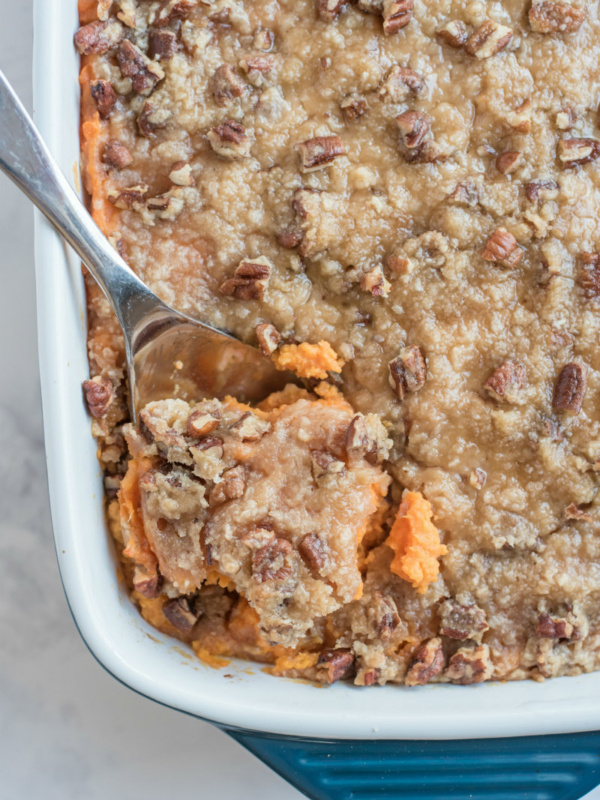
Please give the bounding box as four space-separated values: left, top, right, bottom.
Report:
75 0 600 688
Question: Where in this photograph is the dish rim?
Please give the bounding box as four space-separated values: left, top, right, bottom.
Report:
31 0 600 741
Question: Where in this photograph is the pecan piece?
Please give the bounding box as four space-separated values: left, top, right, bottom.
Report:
253 29 274 51
148 29 179 61
162 596 202 634
481 228 523 267
378 65 424 103
580 253 600 299
396 111 441 163
316 648 355 683
277 227 303 249
152 0 197 26
169 161 195 186
496 151 523 174
255 322 281 355
107 183 149 210
209 465 247 506
146 188 185 221
484 360 526 403
298 533 327 572
388 345 427 400
465 20 513 58
210 64 246 106
552 362 588 414
445 644 493 684
133 566 162 599
340 94 368 121
297 135 346 172
90 80 117 119
318 0 347 22
252 537 294 582
230 411 271 441
117 40 165 96
74 19 124 55
564 503 593 523
558 138 600 166
187 408 220 438
382 0 414 34
207 120 252 160
439 599 489 641
102 139 133 169
362 668 381 686
361 264 391 297
529 1 586 33
311 450 346 481
238 54 276 87
437 20 468 48
536 612 574 639
82 376 114 418
220 256 272 301
469 468 487 489
137 101 172 137
525 179 558 203
405 638 444 686
367 592 400 640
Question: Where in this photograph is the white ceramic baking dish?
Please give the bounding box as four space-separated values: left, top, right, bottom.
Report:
32 0 600 753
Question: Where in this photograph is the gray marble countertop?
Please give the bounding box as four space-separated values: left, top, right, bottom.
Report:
0 5 598 800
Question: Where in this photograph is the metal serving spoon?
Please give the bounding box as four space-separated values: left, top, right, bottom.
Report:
0 70 291 423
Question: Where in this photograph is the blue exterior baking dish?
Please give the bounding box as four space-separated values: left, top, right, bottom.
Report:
31 2 600 798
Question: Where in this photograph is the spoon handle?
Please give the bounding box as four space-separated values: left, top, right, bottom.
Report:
0 69 159 334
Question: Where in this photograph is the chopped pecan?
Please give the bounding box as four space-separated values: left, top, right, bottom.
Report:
362 668 381 686
536 611 574 639
437 20 468 47
469 468 487 489
361 265 391 297
90 80 117 119
357 0 384 13
481 227 523 267
162 596 202 634
96 0 112 21
388 345 427 400
220 256 272 301
230 411 271 441
298 533 327 572
190 435 224 462
74 19 124 55
556 108 575 131
133 566 162 599
484 360 527 403
465 19 513 58
187 408 220 438
152 0 197 26
580 253 600 299
318 0 347 22
116 0 137 27
209 465 247 506
238 54 276 87
316 648 355 683
148 29 179 61
340 94 368 121
169 161 195 186
207 120 252 160
255 322 281 355
137 101 172 137
346 414 372 462
147 188 185 221
367 592 400 640
496 151 523 174
552 362 588 414
311 450 346 481
525 179 558 203
107 183 149 210
558 137 600 165
117 40 165 96
564 503 593 522
382 0 414 34
405 638 444 686
396 111 440 163
253 29 274 51
210 64 246 106
445 644 493 684
529 1 586 33
102 139 133 169
439 599 489 641
448 182 479 206
252 537 294 582
297 135 346 172
378 65 424 103
277 227 303 249
82 376 114 418
387 251 414 274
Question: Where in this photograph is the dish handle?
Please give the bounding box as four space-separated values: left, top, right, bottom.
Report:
226 728 600 800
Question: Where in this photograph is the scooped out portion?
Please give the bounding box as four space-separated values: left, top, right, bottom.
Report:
119 385 392 649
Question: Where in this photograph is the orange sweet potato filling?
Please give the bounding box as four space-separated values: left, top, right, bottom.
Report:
385 490 447 594
273 341 345 380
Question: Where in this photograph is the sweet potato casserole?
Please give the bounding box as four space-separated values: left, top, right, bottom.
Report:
77 0 600 686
